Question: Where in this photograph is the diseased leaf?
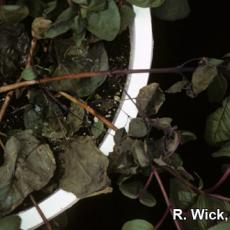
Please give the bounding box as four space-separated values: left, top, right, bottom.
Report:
192 59 223 96
122 219 153 230
179 130 197 144
66 102 84 136
50 42 108 97
166 80 189 93
152 0 190 21
128 118 148 138
0 5 29 23
21 66 37 80
120 5 135 32
0 130 56 215
207 74 228 103
59 136 110 198
87 0 120 41
212 142 230 158
205 98 230 145
127 0 165 8
0 215 21 230
32 17 52 39
136 83 165 116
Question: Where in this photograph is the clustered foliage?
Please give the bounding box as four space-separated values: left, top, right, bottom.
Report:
113 56 230 230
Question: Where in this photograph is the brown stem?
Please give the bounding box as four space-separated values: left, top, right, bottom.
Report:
59 91 118 131
0 67 194 94
0 91 14 122
208 193 230 202
26 38 37 67
153 167 182 230
29 195 53 230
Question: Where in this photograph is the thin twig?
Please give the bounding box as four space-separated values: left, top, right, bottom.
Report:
154 207 171 230
0 138 5 150
209 193 230 202
153 167 182 230
59 91 118 131
204 165 230 193
0 67 195 94
29 195 53 230
26 38 37 67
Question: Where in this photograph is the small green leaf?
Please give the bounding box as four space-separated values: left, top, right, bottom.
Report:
207 74 228 103
0 215 21 230
0 5 29 23
122 219 153 230
128 118 148 138
212 142 230 158
179 130 197 144
21 66 37 80
72 0 88 4
139 191 156 207
119 180 142 199
87 0 120 41
205 98 230 145
127 0 165 8
45 7 76 38
136 83 165 116
166 80 189 93
120 5 135 32
208 222 230 230
152 0 190 21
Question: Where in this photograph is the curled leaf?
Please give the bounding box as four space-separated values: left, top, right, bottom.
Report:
32 17 52 39
136 83 165 116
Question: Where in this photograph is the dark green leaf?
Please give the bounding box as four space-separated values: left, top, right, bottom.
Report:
45 7 76 38
208 222 230 230
212 142 230 158
207 74 228 103
0 130 56 215
128 118 148 138
127 0 165 8
87 0 107 12
152 0 190 21
87 0 120 41
59 136 110 198
120 5 135 32
166 80 189 93
122 219 153 230
24 0 44 17
72 0 88 5
205 98 230 145
136 83 165 116
21 66 37 80
0 5 29 23
0 215 21 230
150 117 173 130
179 130 197 144
192 59 223 96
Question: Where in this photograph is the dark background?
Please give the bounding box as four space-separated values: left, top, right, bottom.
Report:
61 1 230 229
